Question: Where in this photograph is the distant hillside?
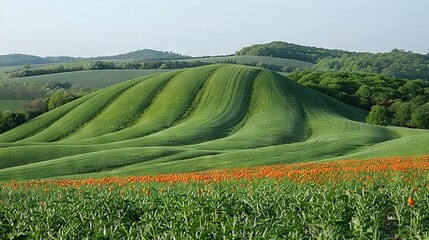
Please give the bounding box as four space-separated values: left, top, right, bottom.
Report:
236 41 357 63
0 54 49 67
315 49 429 80
94 49 190 61
237 41 429 80
0 49 189 67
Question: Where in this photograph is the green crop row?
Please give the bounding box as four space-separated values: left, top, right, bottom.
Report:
1 174 428 239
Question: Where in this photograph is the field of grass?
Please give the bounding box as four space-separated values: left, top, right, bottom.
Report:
0 100 32 111
0 64 428 181
9 69 172 89
182 55 314 69
1 155 428 238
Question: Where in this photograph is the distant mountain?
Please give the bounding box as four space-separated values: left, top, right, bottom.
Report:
0 49 190 67
0 54 49 67
94 49 190 61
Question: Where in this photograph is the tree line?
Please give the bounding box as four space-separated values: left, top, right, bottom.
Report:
9 61 211 78
0 82 92 133
236 41 356 63
314 49 429 81
288 70 429 129
237 41 429 81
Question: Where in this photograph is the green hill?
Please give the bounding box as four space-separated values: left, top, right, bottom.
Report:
0 49 189 67
93 49 189 61
0 54 49 67
0 64 428 181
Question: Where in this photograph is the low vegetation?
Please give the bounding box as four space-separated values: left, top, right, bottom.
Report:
0 81 91 133
1 155 428 238
237 41 429 81
236 41 354 63
8 60 208 78
288 70 429 129
315 49 429 81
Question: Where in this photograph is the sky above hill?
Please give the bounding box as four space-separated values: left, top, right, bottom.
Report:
1 0 428 57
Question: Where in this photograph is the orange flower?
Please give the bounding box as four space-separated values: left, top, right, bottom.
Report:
408 197 415 206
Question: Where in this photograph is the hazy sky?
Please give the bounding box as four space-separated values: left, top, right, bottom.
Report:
1 0 428 57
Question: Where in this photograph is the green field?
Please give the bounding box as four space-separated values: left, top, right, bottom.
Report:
0 100 32 111
9 69 172 89
2 155 429 239
0 64 428 181
182 55 314 69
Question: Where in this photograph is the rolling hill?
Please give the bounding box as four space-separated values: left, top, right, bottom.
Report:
0 49 189 67
0 64 428 181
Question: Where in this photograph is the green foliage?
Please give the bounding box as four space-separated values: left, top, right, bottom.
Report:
0 81 90 100
9 64 81 78
366 105 387 126
409 105 429 129
0 111 27 133
12 69 172 89
289 70 429 129
47 90 77 110
0 173 429 239
9 60 208 78
315 49 429 80
236 41 355 63
0 81 91 133
237 42 429 81
185 55 314 70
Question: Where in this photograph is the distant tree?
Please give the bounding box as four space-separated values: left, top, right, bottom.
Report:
366 105 387 126
409 106 429 129
0 111 27 133
393 102 414 127
48 90 77 110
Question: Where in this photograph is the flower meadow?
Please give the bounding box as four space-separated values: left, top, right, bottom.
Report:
1 156 429 239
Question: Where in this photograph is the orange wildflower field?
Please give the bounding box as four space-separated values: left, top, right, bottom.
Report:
1 155 429 239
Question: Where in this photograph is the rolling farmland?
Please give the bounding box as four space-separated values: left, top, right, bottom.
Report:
10 69 173 89
0 64 428 181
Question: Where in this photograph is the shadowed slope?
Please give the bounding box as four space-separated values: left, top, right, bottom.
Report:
0 64 428 180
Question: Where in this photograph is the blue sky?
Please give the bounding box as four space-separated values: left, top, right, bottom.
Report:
0 0 428 57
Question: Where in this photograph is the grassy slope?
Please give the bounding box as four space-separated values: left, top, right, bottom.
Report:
0 64 428 181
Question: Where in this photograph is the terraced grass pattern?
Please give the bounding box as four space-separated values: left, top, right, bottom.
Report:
0 64 428 181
